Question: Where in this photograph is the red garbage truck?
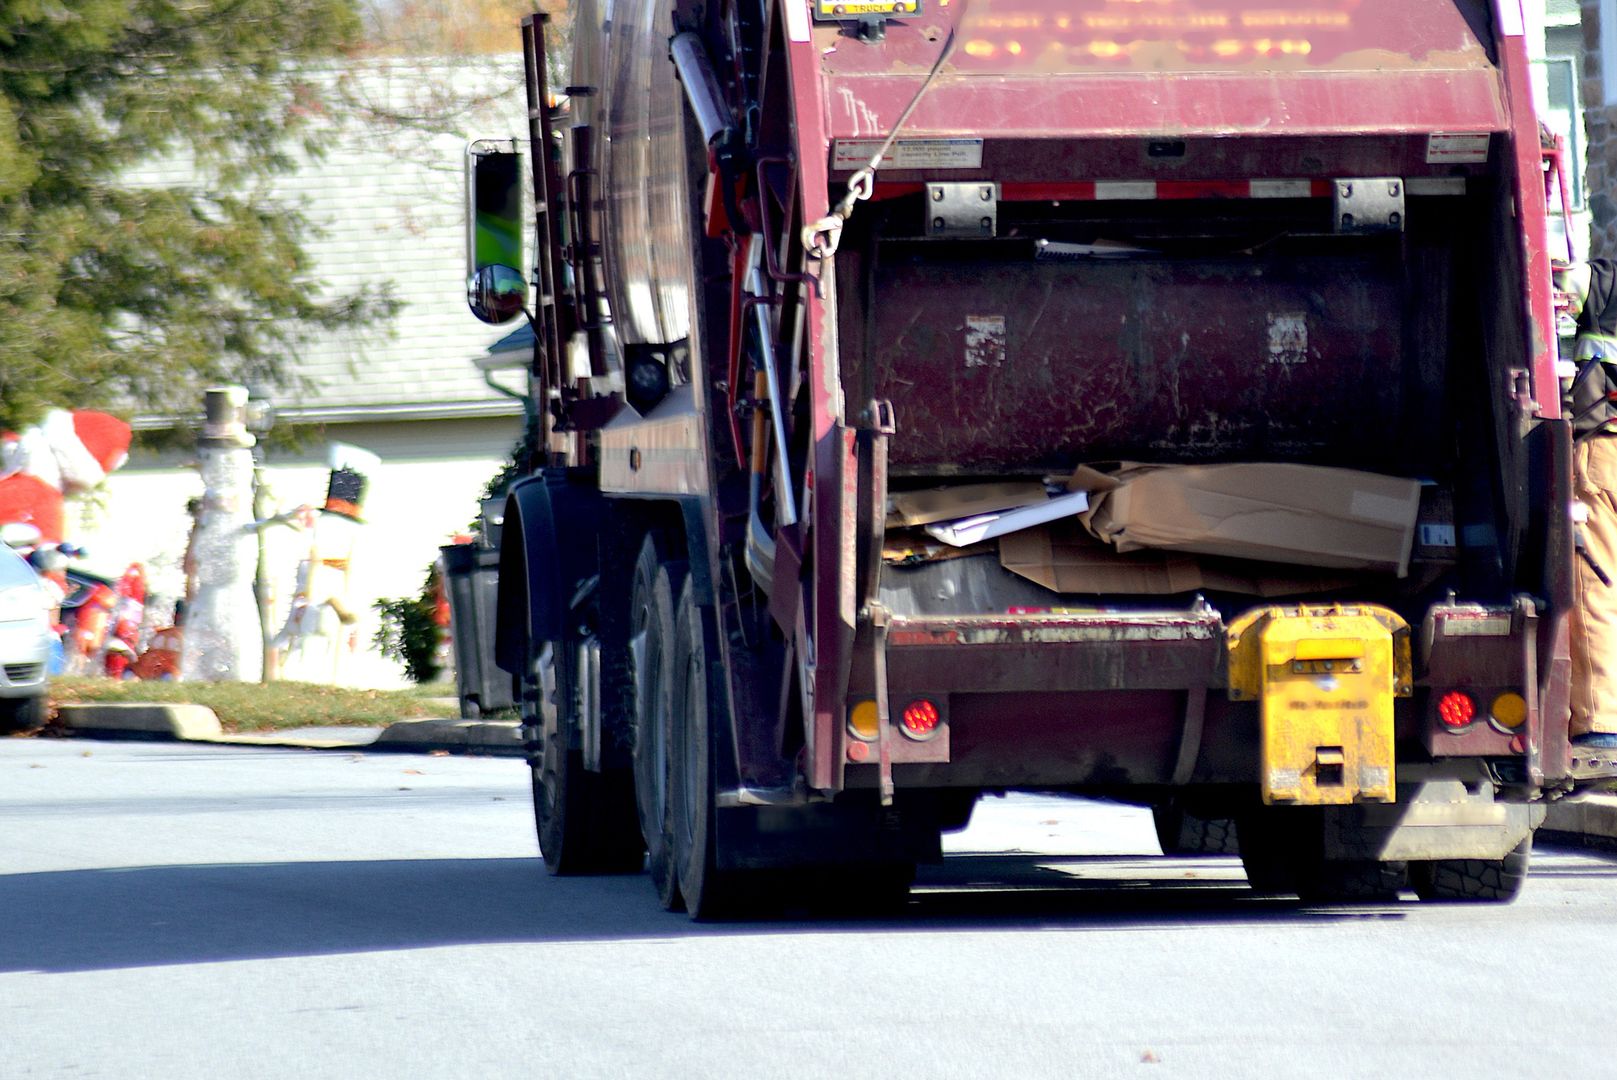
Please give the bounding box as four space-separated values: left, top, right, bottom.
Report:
465 0 1610 915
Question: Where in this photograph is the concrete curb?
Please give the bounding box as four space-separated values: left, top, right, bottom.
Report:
205 732 376 750
47 704 522 756
371 718 524 756
1540 793 1617 854
55 703 224 741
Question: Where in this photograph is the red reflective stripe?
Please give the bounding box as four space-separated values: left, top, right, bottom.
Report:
999 181 1097 201
864 181 925 202
1156 180 1249 199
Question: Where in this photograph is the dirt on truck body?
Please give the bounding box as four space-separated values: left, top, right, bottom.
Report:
463 0 1606 916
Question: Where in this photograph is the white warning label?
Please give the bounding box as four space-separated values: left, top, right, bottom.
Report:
832 138 984 171
1426 133 1490 164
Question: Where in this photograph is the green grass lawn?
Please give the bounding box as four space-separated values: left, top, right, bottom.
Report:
49 677 461 732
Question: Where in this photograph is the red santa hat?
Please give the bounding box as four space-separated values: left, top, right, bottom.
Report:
0 410 132 543
1 409 131 493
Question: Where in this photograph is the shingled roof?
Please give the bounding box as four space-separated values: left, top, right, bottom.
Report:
132 57 531 427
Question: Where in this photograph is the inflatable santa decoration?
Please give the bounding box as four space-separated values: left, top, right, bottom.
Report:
0 410 132 542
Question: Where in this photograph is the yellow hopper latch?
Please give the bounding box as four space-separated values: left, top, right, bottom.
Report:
1227 604 1412 806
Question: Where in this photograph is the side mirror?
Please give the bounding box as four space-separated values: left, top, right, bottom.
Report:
466 140 526 324
467 264 529 326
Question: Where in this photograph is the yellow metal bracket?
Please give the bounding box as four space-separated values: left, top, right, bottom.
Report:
1227 603 1412 806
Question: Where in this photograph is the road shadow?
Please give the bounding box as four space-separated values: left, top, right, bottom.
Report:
0 851 1408 973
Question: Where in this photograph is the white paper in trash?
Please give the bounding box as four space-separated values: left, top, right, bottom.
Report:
923 490 1090 547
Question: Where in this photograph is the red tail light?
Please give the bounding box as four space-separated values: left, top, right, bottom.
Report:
1437 691 1476 730
901 699 940 739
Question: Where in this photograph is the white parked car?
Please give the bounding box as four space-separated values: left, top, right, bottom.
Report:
0 544 52 732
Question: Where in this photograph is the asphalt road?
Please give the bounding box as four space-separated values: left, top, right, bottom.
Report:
3 737 1616 1080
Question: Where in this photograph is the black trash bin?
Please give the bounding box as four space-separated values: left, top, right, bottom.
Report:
440 542 514 718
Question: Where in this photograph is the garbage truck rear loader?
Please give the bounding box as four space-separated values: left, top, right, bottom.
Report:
466 0 1612 915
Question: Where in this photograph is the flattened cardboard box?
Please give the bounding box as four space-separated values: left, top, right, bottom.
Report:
1070 462 1421 576
887 481 1047 527
999 521 1357 597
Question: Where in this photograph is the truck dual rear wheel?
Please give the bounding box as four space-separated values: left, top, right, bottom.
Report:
1295 858 1407 903
628 535 685 910
1409 838 1531 903
1235 810 1300 895
670 581 755 919
527 636 644 876
1153 801 1239 856
1237 809 1405 902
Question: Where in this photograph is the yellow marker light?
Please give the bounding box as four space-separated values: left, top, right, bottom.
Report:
1490 692 1528 732
964 38 996 58
849 699 880 741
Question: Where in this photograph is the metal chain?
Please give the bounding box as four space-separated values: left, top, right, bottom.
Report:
802 7 966 259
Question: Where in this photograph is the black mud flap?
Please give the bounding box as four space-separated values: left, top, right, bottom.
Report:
494 467 607 676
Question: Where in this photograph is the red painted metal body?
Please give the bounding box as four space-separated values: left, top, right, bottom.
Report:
775 0 1576 799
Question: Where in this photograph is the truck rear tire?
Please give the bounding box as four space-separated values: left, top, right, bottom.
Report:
670 581 753 919
628 535 685 910
1236 809 1301 894
1153 802 1239 856
528 639 645 876
1238 808 1406 901
1295 859 1407 903
1410 838 1531 903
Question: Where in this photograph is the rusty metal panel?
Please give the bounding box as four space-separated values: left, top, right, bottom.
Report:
846 247 1408 473
825 71 1506 142
884 612 1223 693
818 1 1506 140
942 689 1186 787
826 0 1498 76
1489 2 1558 422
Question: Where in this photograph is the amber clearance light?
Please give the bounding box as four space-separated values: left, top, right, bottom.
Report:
1489 692 1528 733
848 700 880 742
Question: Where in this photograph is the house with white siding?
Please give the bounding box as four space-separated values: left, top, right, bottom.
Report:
69 58 532 688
